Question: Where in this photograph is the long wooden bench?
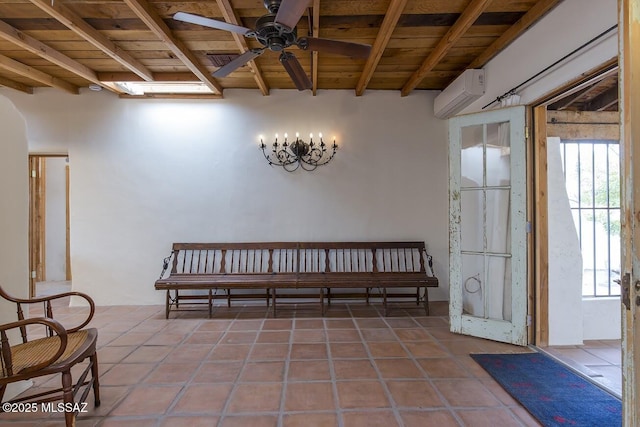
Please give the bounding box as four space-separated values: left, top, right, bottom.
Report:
154 242 438 318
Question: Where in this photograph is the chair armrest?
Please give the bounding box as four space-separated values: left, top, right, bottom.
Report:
0 317 68 375
0 286 95 333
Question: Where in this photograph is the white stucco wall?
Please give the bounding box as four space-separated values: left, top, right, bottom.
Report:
4 89 449 306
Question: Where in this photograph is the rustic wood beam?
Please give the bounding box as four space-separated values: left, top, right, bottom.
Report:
401 0 492 96
467 0 562 69
0 19 120 93
586 85 618 111
124 0 223 95
0 75 33 94
216 0 269 95
355 0 408 96
311 0 320 95
97 72 199 82
0 53 78 94
28 0 154 82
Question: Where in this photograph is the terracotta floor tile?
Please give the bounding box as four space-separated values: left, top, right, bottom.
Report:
288 360 331 381
208 344 252 361
341 411 399 427
374 359 423 379
290 343 328 359
326 329 362 342
144 362 200 384
184 331 224 345
324 319 356 329
333 359 378 379
385 318 420 328
355 318 388 329
163 344 212 363
257 330 291 343
439 339 487 356
294 319 325 329
101 419 158 427
121 345 173 363
239 361 286 382
111 385 182 416
386 380 444 408
336 381 390 409
160 415 221 427
360 329 397 342
400 410 460 427
228 319 264 331
99 362 155 385
329 342 368 358
226 383 282 413
481 378 520 406
220 331 258 344
395 328 433 342
77 385 130 417
285 382 335 411
263 319 294 330
417 358 471 379
107 332 154 346
456 408 524 427
172 383 233 413
196 320 233 331
292 329 326 342
434 379 502 407
193 361 244 383
510 406 544 427
97 346 137 364
249 343 290 360
220 414 279 427
404 342 450 358
283 412 338 427
368 342 408 358
145 333 187 346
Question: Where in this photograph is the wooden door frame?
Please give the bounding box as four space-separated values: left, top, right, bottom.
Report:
28 154 69 297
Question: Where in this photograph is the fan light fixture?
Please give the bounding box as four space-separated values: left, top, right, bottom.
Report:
260 132 337 172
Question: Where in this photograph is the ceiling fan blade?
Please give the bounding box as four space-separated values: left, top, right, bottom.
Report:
213 49 265 78
279 52 312 91
173 12 252 35
274 0 311 30
299 37 372 58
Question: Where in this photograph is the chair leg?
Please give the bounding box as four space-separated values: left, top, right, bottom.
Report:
0 384 6 403
91 352 101 407
61 370 75 427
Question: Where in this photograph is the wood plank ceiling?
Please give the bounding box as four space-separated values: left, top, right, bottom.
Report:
0 0 562 98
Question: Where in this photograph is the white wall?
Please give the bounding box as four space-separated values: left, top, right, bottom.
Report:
45 157 68 281
4 89 449 306
547 137 583 345
463 0 618 113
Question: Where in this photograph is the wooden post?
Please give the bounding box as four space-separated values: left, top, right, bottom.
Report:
620 0 640 425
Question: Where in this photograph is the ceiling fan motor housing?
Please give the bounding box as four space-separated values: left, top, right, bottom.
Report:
263 0 282 14
254 13 297 51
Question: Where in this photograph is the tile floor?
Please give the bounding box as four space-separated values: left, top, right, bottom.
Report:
1 298 546 427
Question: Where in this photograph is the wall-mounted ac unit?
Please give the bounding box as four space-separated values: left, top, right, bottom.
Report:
433 69 485 119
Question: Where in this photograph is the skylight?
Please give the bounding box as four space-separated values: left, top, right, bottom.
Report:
114 82 214 95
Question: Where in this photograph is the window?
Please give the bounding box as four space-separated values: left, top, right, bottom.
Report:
561 140 620 297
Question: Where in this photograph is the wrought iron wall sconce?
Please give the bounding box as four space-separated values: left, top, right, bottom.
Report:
259 132 338 172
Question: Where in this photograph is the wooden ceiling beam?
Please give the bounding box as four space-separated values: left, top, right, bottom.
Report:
216 0 269 95
587 85 619 111
312 0 320 95
548 84 602 111
401 0 492 96
467 0 562 69
355 0 408 96
0 19 120 93
0 53 78 94
97 71 199 82
27 0 154 82
124 0 223 95
0 75 33 94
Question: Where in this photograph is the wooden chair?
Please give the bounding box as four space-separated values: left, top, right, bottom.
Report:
0 285 100 426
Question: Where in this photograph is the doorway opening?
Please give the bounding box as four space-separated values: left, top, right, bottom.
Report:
29 154 72 298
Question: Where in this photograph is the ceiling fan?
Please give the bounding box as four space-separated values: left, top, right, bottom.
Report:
174 0 372 90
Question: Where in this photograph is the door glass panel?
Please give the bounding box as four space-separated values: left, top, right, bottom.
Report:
461 190 484 253
486 189 511 254
487 256 512 321
461 125 484 187
486 122 511 186
462 253 485 317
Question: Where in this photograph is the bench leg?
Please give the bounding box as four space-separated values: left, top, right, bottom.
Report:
227 289 231 308
208 289 213 318
416 287 420 305
366 287 370 305
423 287 430 316
165 290 170 319
383 287 388 316
271 288 277 318
327 288 331 306
320 287 325 316
266 289 270 307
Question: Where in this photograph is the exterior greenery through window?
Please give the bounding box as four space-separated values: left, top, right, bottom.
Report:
561 140 621 297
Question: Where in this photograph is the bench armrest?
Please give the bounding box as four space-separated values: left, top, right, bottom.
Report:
0 317 68 375
159 251 175 279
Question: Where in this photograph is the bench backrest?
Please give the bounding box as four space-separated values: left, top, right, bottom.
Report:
168 242 434 276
